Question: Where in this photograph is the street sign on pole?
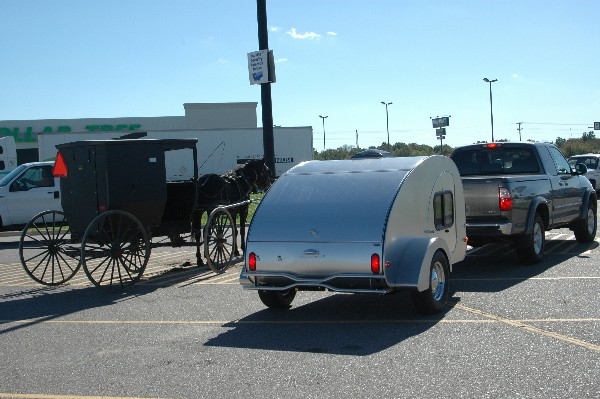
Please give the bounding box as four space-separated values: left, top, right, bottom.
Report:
248 49 276 85
594 122 600 130
432 117 450 129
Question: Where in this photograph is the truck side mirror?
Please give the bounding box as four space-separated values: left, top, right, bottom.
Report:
574 163 588 175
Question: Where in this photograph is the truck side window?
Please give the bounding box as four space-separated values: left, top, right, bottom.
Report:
434 191 454 230
548 147 571 175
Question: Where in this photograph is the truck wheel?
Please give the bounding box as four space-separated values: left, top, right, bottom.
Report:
515 213 545 264
573 206 597 243
258 289 296 309
410 251 449 315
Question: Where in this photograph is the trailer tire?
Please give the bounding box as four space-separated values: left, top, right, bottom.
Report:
410 251 449 315
515 213 545 264
573 205 596 243
258 289 296 309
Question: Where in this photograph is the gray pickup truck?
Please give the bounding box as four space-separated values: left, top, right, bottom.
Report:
449 142 597 263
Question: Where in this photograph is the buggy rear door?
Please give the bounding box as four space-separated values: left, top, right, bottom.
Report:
59 146 99 234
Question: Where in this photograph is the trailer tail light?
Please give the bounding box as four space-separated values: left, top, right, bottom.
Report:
248 252 257 271
499 187 513 211
53 152 68 178
371 253 380 274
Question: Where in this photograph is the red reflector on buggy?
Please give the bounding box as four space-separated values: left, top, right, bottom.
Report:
53 152 68 178
249 252 257 271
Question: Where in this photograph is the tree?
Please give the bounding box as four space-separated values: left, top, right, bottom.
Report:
582 131 596 141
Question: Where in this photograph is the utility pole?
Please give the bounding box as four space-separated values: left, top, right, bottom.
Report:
516 122 523 141
256 0 275 179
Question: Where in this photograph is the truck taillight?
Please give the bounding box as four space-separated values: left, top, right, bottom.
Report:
248 252 257 271
371 253 380 274
499 187 513 211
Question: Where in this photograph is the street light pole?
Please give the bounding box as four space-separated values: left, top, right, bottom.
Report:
483 78 497 142
381 101 392 151
319 115 328 154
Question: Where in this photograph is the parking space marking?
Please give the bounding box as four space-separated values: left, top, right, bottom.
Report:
0 392 171 399
453 303 600 352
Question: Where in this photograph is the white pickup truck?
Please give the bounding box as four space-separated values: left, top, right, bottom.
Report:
0 161 62 230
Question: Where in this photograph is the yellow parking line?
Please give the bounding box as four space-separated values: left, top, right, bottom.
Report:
454 303 600 352
0 393 171 399
2 316 599 327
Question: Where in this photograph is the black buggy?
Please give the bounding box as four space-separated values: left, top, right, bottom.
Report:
18 138 267 289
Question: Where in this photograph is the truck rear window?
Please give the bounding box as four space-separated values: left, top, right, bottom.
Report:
452 147 540 176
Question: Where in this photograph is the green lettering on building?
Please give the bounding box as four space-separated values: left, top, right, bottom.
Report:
0 124 142 142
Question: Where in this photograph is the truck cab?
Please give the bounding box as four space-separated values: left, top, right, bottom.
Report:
0 161 62 229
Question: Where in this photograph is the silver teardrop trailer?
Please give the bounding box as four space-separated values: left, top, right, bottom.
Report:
239 155 467 314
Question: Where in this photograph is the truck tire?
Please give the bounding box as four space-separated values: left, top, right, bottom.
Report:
410 251 450 315
258 289 296 309
515 213 545 264
573 205 597 243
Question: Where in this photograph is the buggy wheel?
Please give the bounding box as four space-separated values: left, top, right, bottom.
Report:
203 207 236 274
19 210 81 286
81 210 150 289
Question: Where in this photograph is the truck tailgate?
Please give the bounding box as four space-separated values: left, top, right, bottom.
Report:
462 178 502 217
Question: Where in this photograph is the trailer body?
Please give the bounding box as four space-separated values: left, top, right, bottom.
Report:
240 155 467 313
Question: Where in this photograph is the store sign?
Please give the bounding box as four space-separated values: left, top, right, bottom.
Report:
432 117 450 128
0 124 142 142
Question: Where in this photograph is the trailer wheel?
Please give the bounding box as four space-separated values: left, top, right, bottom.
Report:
410 251 449 315
573 205 597 243
258 289 296 309
81 210 150 289
19 210 81 286
515 213 545 264
204 207 235 274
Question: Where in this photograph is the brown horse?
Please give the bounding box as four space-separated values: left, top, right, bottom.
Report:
193 159 272 265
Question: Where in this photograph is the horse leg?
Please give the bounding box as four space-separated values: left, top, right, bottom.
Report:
239 205 249 255
232 209 241 257
193 210 204 266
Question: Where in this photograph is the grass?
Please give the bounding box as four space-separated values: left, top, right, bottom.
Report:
246 192 265 223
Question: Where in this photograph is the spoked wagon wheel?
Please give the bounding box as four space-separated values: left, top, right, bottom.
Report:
81 210 150 289
19 210 81 286
204 207 236 274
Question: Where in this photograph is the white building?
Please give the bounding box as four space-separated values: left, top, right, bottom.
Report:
0 102 259 163
0 102 313 177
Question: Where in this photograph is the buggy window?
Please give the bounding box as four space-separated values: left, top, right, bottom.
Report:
434 191 454 230
452 147 540 175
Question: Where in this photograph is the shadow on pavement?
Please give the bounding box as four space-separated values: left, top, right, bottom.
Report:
451 239 598 293
205 292 446 356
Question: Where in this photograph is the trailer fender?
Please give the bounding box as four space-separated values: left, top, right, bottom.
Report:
384 236 449 291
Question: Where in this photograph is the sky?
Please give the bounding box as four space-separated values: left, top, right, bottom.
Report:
1 0 599 150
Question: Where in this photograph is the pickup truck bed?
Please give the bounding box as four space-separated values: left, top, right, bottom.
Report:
450 142 597 263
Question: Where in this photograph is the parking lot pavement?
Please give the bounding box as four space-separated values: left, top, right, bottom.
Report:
0 229 599 398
